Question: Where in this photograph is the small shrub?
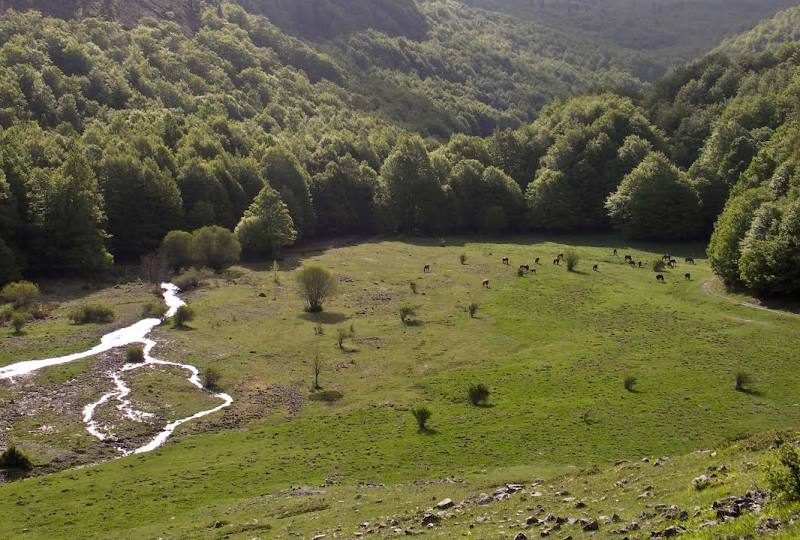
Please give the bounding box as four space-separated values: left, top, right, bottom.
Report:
409 281 418 294
336 327 352 350
296 265 337 313
564 249 580 272
411 406 432 431
142 301 168 318
468 303 479 318
399 305 417 324
652 259 666 272
69 304 115 325
766 445 800 502
736 372 753 391
459 254 467 265
1 281 39 308
10 311 27 335
0 446 33 471
202 367 222 390
309 390 344 402
272 260 280 284
624 376 637 392
126 344 145 364
172 305 195 328
468 383 490 406
174 267 211 291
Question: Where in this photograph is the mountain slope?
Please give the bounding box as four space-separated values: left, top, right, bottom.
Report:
464 0 800 66
717 5 800 55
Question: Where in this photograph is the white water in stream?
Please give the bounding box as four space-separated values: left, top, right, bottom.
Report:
0 284 233 455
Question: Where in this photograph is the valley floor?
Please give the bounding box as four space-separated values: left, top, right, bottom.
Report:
1 235 799 539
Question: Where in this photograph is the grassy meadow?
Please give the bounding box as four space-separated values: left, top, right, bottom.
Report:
1 235 799 538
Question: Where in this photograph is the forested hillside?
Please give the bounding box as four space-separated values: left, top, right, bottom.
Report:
465 0 799 65
717 5 800 55
0 1 799 298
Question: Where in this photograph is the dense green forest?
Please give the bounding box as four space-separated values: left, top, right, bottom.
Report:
464 0 799 64
0 1 799 297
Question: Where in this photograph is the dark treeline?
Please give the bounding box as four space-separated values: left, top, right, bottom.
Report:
0 3 799 297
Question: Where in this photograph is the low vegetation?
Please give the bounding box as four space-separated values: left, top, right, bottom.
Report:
0 446 32 471
202 367 222 391
126 344 145 364
172 305 195 329
467 383 490 406
68 304 115 325
411 406 432 432
0 281 40 309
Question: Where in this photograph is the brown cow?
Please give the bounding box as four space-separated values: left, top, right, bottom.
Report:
423 265 431 273
519 265 530 272
502 257 510 265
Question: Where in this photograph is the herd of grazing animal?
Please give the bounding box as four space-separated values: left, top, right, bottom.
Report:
422 247 699 290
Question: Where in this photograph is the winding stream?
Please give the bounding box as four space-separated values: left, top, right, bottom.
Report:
0 284 233 455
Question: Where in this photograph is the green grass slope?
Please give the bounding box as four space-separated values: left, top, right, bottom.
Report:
1 237 800 538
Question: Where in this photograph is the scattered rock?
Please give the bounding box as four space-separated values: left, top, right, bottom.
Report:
580 518 599 531
435 498 454 510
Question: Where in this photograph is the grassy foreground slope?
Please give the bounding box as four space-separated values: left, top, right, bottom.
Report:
1 237 800 538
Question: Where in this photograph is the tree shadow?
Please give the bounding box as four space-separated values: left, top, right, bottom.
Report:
736 387 764 397
418 427 438 435
300 311 349 325
473 403 496 409
402 320 422 327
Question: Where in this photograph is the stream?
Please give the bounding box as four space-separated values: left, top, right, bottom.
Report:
0 284 233 455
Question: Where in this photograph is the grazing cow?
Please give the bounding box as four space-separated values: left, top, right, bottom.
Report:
638 261 643 268
613 249 618 256
553 258 560 265
519 265 530 272
423 265 431 273
662 254 671 262
534 257 540 265
667 260 676 269
624 255 633 262
656 274 665 283
593 264 599 272
482 279 490 289
502 257 510 265
530 268 537 274
685 257 695 265
685 273 692 281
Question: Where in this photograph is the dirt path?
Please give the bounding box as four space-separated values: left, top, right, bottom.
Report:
701 277 800 320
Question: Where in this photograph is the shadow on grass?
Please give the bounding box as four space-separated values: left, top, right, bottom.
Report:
736 387 764 397
402 320 422 327
300 311 349 325
417 427 438 435
472 403 496 409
